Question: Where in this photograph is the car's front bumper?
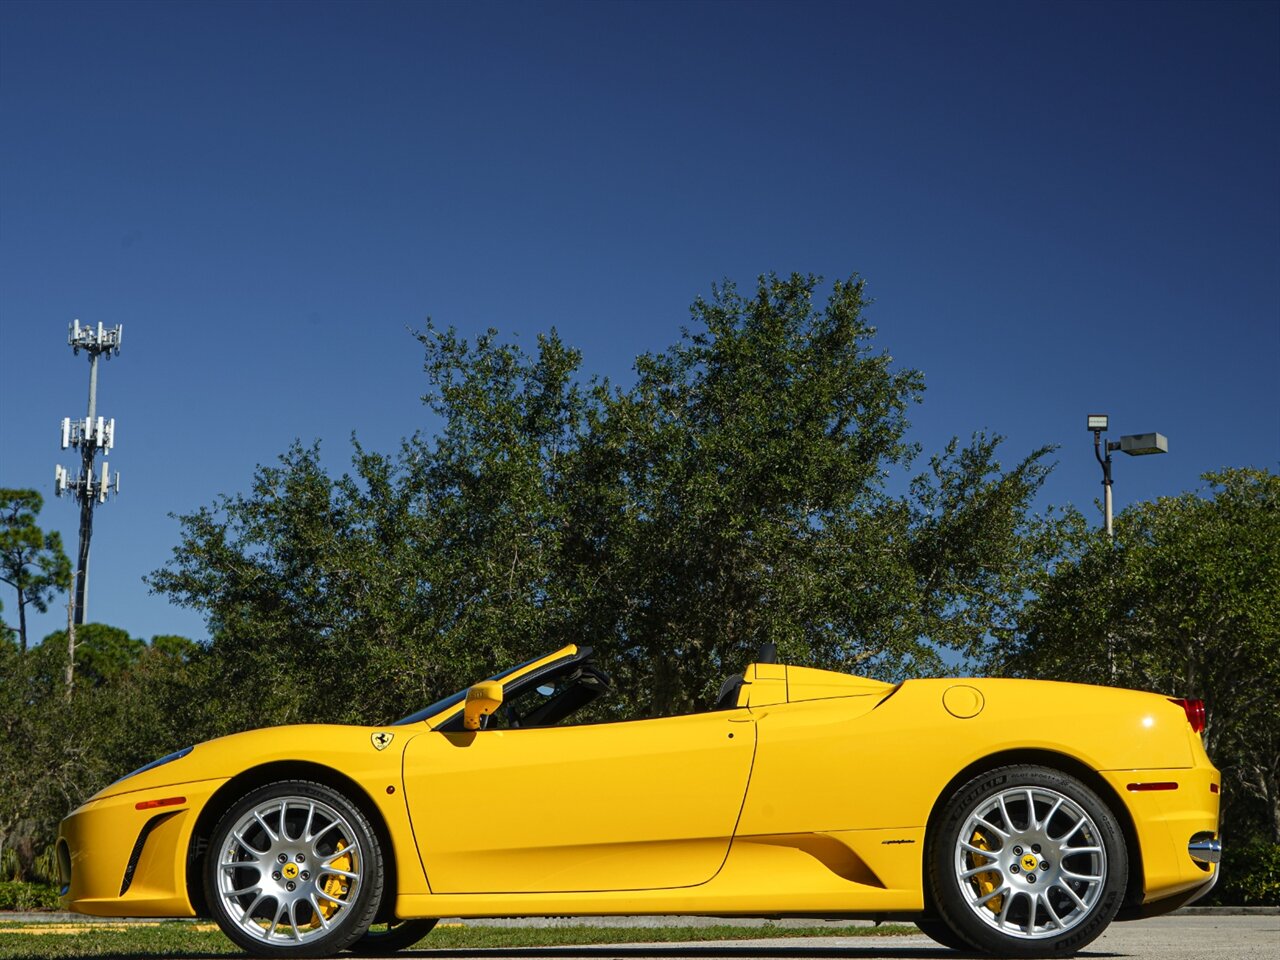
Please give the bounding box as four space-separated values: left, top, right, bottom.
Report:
58 778 228 917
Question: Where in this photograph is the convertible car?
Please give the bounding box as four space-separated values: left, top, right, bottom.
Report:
58 644 1220 958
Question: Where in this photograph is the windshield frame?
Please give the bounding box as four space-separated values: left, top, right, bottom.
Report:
391 645 580 728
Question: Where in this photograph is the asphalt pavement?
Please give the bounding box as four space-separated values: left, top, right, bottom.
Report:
384 914 1278 960
2 910 1274 959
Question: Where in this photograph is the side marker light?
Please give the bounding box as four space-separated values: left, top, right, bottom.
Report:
135 796 186 810
1126 782 1178 792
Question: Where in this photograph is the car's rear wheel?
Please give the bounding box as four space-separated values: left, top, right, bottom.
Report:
204 780 383 958
348 918 438 953
928 765 1127 957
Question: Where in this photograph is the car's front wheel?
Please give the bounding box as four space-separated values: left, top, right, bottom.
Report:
928 765 1127 957
205 780 383 958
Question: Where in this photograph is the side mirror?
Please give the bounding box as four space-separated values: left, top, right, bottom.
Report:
463 682 503 730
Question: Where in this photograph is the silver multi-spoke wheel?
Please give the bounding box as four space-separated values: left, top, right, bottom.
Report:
929 765 1127 957
954 785 1106 940
205 781 383 957
216 796 364 944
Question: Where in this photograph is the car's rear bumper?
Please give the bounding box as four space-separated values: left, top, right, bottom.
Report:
57 778 227 917
1115 865 1219 921
1100 763 1220 907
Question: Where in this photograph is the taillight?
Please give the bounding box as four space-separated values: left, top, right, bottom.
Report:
1170 697 1206 733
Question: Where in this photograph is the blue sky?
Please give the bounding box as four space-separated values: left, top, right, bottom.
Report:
2 0 1277 647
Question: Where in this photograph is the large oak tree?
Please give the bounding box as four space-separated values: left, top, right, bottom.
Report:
150 273 1062 730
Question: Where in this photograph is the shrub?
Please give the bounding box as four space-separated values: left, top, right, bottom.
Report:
1213 839 1280 906
0 880 60 911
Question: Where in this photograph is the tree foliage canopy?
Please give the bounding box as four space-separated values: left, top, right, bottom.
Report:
0 625 196 879
1000 468 1280 841
0 489 71 652
149 273 1060 726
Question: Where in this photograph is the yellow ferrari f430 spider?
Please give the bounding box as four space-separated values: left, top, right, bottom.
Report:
58 644 1221 957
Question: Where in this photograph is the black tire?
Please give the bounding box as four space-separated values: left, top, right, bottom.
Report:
916 916 977 951
927 765 1127 958
348 919 438 953
204 780 384 958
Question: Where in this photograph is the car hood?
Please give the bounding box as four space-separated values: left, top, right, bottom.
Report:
90 722 412 802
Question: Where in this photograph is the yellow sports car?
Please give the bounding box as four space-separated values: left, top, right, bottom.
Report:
58 643 1221 957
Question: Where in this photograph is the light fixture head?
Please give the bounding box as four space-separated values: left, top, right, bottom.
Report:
1119 432 1168 456
1087 414 1109 432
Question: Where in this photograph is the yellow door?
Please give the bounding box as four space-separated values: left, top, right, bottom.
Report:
403 711 755 893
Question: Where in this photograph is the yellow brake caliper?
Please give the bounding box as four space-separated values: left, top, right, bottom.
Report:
309 841 353 927
969 830 1004 914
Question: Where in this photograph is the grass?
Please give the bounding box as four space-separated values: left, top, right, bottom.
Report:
0 919 917 959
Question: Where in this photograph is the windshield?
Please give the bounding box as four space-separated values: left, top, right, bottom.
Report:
391 656 543 726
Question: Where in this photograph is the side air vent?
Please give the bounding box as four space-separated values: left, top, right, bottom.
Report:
120 814 175 896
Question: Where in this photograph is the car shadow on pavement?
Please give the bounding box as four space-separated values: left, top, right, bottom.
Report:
395 948 1123 959
54 950 1125 960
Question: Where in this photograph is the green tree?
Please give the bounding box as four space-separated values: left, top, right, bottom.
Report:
0 489 71 652
150 272 1063 727
563 275 1061 713
146 324 591 731
37 623 147 689
1001 468 1280 841
149 634 199 661
0 628 199 879
0 635 104 880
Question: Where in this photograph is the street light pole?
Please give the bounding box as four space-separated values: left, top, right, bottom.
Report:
1092 429 1115 538
1086 414 1168 540
1086 414 1170 683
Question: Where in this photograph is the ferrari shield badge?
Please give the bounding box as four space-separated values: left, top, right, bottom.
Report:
371 731 394 751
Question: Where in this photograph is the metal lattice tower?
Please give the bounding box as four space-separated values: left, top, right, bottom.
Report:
55 320 123 625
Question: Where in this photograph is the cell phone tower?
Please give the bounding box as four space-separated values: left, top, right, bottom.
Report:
54 320 122 625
